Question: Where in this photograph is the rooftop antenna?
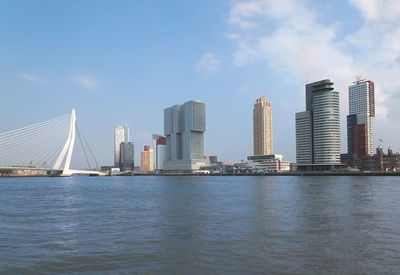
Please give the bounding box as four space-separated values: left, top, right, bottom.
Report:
353 75 366 84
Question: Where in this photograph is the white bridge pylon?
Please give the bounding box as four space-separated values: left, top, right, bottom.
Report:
53 109 76 176
53 109 100 176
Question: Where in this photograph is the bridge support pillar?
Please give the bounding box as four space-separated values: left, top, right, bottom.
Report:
52 109 76 175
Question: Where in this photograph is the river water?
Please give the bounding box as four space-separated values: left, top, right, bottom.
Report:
0 176 399 274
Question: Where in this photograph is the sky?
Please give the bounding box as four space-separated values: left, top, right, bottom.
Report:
1 0 400 168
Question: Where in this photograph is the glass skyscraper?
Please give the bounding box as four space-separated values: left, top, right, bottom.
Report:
114 124 129 167
296 79 341 170
120 141 134 171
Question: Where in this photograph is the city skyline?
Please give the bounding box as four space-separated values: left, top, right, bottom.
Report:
1 1 400 167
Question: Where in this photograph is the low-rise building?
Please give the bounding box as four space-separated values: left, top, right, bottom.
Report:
209 156 218 164
354 146 400 172
217 154 290 174
247 154 290 173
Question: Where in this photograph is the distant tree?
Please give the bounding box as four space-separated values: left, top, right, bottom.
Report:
0 169 12 176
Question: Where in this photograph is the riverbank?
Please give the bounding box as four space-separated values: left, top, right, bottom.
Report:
135 171 400 176
2 171 400 177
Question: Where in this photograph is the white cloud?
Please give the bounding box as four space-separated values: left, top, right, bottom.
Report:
230 0 355 127
196 52 222 75
229 0 303 29
18 73 50 85
349 0 380 20
230 0 354 81
345 1 400 121
75 75 98 90
349 0 400 21
226 33 240 40
228 0 400 150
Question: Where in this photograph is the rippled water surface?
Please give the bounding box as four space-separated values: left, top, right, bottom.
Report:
0 176 399 274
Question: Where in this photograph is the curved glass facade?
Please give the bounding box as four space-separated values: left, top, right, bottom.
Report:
296 79 341 168
312 91 340 163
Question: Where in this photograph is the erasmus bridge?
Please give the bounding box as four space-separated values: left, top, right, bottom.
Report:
0 109 103 176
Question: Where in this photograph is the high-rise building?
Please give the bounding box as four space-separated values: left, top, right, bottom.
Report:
164 100 208 172
295 111 313 164
120 142 134 171
140 145 154 172
114 125 129 167
253 97 273 155
347 79 375 158
151 134 162 170
156 136 167 171
123 125 129 142
295 79 341 170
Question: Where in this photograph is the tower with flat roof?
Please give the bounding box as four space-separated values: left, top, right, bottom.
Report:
120 141 134 171
163 100 208 172
140 146 154 172
114 125 129 167
253 97 273 156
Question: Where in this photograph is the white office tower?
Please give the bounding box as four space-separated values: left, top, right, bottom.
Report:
156 144 166 170
155 136 167 171
348 79 375 156
114 125 129 167
295 111 313 164
163 100 208 172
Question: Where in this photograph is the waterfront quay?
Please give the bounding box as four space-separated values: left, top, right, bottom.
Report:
0 167 105 177
2 166 400 177
0 167 61 177
3 172 400 177
132 171 400 177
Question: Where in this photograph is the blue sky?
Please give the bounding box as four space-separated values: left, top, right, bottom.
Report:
1 0 400 168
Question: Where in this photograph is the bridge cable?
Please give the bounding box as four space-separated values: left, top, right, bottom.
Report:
76 123 99 170
75 123 91 169
0 113 70 168
0 122 68 166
